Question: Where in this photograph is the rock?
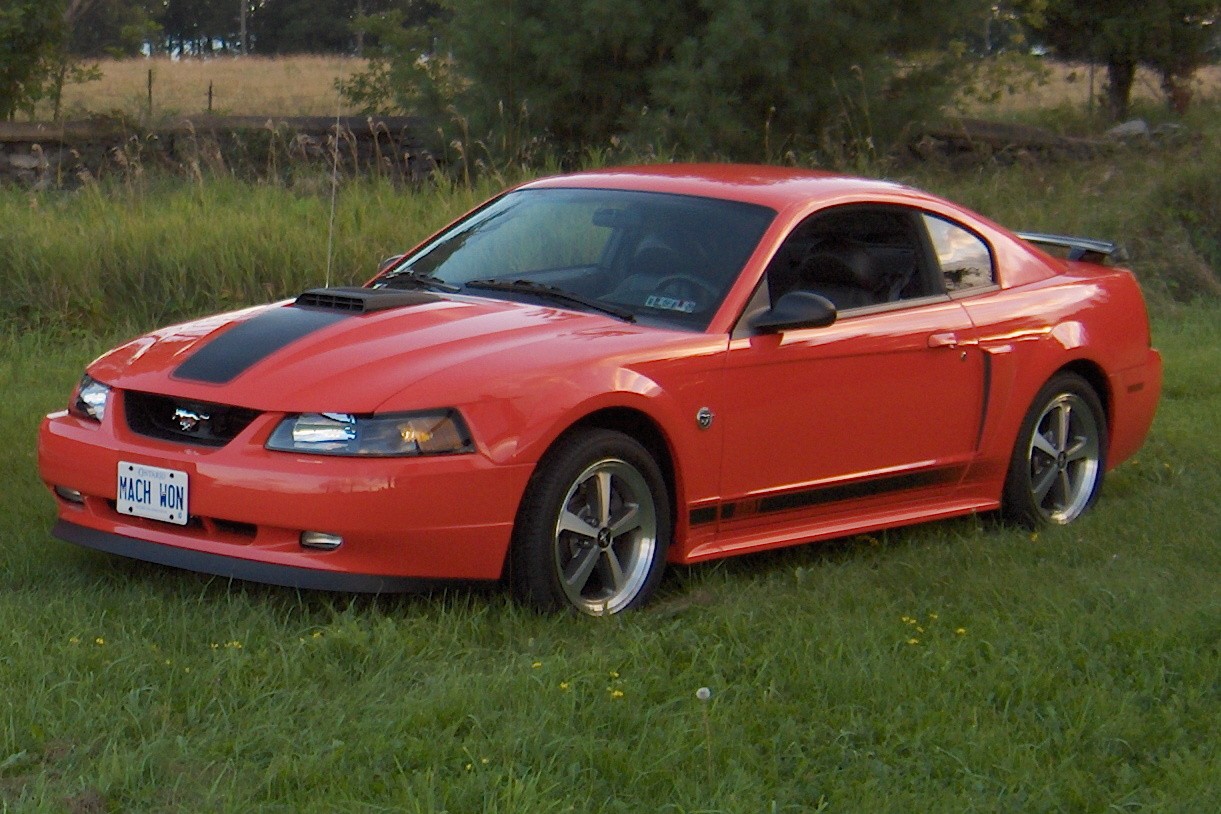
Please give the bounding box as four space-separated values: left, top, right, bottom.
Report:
1151 122 1189 142
7 152 47 170
1106 119 1150 140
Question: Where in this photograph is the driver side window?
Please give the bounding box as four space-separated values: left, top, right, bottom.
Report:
765 205 937 312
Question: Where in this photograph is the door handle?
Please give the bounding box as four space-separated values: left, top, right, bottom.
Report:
927 331 959 348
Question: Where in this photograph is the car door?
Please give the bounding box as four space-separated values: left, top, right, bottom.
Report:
714 205 988 527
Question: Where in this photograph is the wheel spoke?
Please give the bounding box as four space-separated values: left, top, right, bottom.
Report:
1031 431 1058 459
597 546 626 592
607 503 641 538
1054 403 1071 452
593 470 613 527
1065 436 1094 462
1055 469 1073 510
562 545 600 593
1032 465 1057 503
558 508 598 540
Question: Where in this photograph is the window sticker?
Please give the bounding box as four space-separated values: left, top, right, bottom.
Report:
644 295 698 313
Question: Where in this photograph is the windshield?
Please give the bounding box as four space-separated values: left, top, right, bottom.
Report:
376 187 775 330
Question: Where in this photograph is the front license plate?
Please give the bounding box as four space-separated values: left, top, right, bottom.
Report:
117 461 189 526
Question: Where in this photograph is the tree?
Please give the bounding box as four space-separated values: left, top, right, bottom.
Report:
250 0 356 54
1034 0 1220 119
0 1 63 120
348 0 997 163
245 0 437 55
68 0 160 58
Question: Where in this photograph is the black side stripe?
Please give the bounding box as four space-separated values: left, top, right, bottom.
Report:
174 306 349 384
688 467 958 527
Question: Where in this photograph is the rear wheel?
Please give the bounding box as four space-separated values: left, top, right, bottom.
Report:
510 429 670 615
1002 373 1107 528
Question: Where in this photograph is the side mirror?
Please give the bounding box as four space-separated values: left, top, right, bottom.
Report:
750 291 837 333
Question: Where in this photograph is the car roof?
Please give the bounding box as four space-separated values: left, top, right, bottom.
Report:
519 163 925 211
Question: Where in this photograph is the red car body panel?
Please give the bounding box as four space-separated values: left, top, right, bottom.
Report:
38 164 1162 591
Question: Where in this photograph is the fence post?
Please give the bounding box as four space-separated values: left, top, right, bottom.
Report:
208 82 214 114
147 69 154 119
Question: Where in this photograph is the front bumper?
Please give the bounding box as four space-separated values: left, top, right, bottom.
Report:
38 404 533 586
53 520 458 592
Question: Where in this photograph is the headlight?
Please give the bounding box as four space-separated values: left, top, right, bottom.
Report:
265 410 474 457
69 375 111 422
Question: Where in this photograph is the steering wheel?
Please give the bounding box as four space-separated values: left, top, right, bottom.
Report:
653 274 720 304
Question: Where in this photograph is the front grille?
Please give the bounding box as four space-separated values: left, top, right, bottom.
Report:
124 391 261 447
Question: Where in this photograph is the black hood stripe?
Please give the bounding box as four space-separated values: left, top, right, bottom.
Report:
174 306 349 384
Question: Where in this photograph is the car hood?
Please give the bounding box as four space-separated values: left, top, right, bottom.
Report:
88 294 709 413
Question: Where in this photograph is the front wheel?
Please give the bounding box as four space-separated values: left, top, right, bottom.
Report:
1002 373 1107 528
510 429 670 615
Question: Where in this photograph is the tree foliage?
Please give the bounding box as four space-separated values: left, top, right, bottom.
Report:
70 0 160 58
0 1 64 119
349 0 998 163
1033 0 1220 118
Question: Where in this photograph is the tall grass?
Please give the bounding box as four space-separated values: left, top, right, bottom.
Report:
0 176 503 333
3 115 1216 338
896 122 1221 303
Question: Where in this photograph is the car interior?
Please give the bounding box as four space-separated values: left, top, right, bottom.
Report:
764 207 939 312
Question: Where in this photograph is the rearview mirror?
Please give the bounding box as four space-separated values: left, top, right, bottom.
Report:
750 291 837 333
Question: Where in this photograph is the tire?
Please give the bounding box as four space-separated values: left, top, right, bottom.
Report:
509 429 670 615
1002 373 1107 528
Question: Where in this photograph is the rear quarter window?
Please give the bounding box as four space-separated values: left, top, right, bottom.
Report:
923 214 995 292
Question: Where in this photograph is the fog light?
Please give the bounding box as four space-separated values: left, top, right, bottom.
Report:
54 486 85 504
300 531 343 550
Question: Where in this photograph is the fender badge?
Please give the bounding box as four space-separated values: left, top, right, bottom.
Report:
696 407 714 430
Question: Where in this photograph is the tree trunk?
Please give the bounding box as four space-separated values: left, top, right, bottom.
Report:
1105 60 1136 121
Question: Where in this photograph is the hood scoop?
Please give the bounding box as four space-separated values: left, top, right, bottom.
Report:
294 287 439 313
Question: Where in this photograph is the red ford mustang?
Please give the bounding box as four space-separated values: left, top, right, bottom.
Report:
38 164 1162 614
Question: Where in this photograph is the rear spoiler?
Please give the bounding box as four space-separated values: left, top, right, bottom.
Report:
1016 232 1130 265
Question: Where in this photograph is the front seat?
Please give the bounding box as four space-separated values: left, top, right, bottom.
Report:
796 242 884 310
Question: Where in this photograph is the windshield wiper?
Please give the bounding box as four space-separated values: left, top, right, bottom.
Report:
465 279 637 323
377 267 462 293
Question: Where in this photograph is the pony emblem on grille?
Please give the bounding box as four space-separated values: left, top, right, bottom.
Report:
173 407 210 434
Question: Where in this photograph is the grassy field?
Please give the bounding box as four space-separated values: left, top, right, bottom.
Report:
2 57 1219 812
33 55 367 120
1 305 1217 811
28 55 1221 123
